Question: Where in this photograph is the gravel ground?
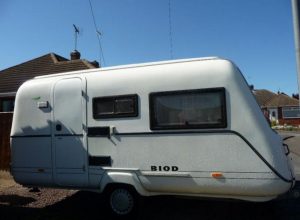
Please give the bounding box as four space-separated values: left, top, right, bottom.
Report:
0 171 81 219
0 172 76 209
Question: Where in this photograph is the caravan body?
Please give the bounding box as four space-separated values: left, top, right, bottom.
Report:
11 57 294 203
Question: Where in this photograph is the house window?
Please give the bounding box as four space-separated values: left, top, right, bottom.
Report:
149 88 227 130
93 94 138 119
282 107 300 119
1 98 15 112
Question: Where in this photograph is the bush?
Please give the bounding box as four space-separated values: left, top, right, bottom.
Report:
271 120 277 127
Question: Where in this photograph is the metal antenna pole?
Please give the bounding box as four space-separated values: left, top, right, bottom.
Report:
292 0 300 98
74 31 77 50
73 24 80 51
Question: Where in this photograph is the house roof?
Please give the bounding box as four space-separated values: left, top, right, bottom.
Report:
264 93 299 107
252 89 277 107
0 53 99 94
253 89 299 107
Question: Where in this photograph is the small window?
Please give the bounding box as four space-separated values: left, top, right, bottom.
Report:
272 111 276 117
93 94 138 119
149 88 227 130
1 99 15 112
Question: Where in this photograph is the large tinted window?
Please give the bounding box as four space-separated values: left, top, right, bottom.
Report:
150 88 226 129
93 94 138 119
282 107 300 118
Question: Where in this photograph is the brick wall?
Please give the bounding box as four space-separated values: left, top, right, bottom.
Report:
278 118 300 126
277 107 300 126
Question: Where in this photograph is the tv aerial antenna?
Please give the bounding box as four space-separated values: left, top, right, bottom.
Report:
73 24 80 50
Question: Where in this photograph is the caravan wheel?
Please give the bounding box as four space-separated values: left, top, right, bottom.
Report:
106 186 138 218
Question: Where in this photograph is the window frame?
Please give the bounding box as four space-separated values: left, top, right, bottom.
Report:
93 94 138 119
149 87 227 130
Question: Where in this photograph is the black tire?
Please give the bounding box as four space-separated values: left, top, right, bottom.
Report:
105 185 139 219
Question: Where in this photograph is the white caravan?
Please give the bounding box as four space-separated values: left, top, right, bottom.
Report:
11 57 294 216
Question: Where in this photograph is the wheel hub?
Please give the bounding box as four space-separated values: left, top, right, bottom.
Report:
110 188 134 215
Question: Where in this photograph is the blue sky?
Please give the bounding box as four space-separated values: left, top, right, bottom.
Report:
0 0 298 95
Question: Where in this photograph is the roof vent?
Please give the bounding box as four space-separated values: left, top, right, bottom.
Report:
70 50 81 60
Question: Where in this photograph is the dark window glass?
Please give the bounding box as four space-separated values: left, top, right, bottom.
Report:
272 111 276 117
115 98 135 114
150 88 226 129
1 99 15 112
93 94 138 119
96 98 114 115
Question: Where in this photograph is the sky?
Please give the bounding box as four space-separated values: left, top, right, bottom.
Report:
0 0 298 95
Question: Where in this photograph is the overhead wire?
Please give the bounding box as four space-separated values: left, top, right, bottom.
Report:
88 0 106 66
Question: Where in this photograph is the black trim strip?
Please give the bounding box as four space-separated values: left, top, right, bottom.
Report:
107 129 292 183
11 134 83 138
55 134 83 137
11 135 51 138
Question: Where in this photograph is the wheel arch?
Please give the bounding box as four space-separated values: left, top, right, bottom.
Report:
99 171 148 196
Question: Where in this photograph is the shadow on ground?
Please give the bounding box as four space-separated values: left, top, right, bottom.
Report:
0 195 36 206
1 191 300 220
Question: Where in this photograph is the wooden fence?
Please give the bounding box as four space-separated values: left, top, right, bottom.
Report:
0 113 13 171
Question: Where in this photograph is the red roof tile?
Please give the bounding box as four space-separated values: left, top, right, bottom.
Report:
253 89 299 107
252 89 277 107
0 53 98 93
264 93 299 107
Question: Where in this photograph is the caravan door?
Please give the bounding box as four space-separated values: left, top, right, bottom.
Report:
52 77 88 187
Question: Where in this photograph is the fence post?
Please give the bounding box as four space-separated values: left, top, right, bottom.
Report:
0 113 13 171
